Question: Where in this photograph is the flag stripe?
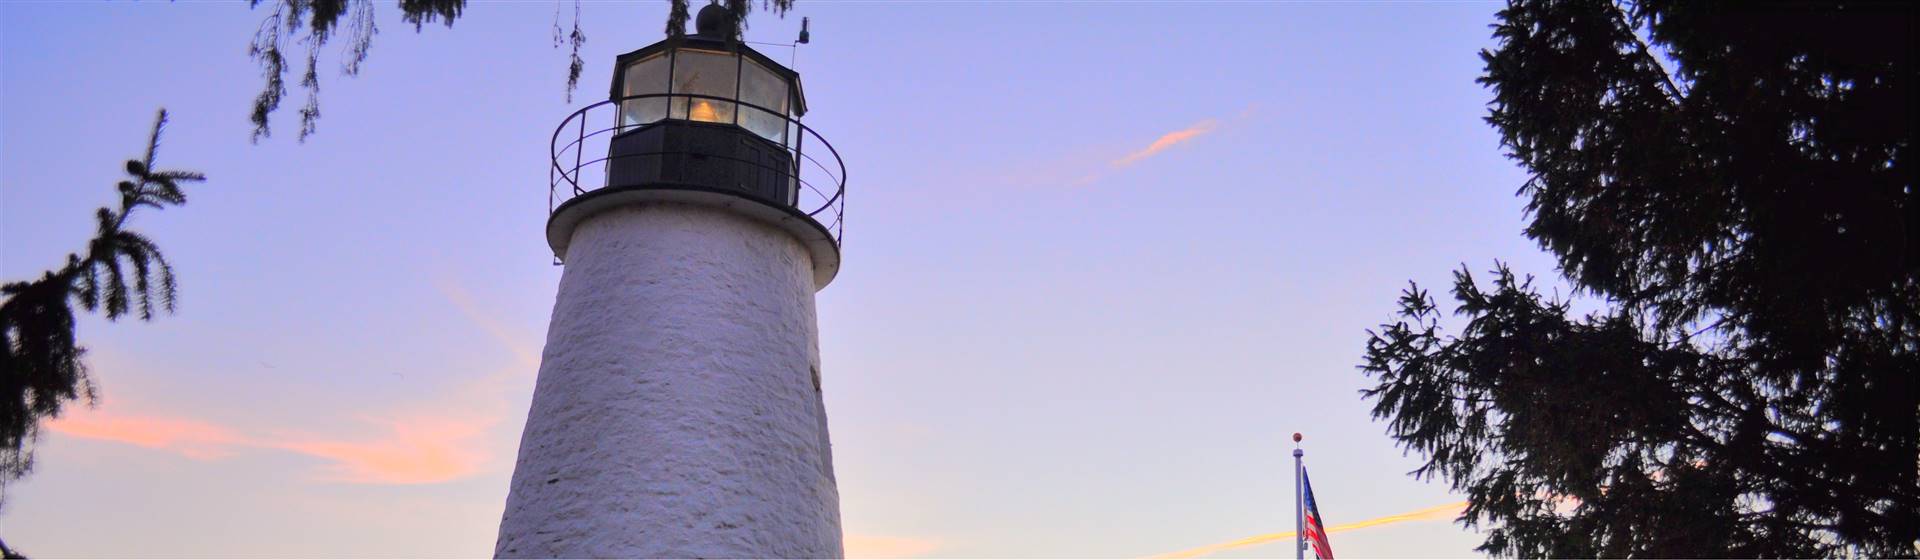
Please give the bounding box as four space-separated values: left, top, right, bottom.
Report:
1303 468 1334 559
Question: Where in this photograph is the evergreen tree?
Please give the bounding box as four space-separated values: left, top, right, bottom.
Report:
0 109 205 509
246 0 792 142
1360 1 1915 557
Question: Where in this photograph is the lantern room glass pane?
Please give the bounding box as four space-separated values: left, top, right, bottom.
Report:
738 59 790 144
619 53 669 131
670 49 737 124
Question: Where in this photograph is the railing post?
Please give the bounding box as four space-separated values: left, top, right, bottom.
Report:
574 114 588 195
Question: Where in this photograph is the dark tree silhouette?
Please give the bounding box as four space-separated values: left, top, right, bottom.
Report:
246 0 792 142
1360 1 1914 557
0 109 205 509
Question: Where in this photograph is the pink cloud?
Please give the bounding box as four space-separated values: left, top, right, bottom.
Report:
845 534 942 559
1154 501 1467 559
48 405 495 485
44 277 532 486
1111 118 1219 168
272 415 491 485
47 408 247 460
993 107 1255 188
435 278 540 368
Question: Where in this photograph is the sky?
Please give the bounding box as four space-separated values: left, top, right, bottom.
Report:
1 1 1567 557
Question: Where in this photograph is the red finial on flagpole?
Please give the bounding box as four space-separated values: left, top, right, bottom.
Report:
1293 432 1303 443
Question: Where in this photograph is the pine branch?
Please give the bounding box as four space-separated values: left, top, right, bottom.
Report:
248 0 466 141
248 3 288 143
666 0 690 37
1608 0 1686 105
340 0 378 76
0 108 204 509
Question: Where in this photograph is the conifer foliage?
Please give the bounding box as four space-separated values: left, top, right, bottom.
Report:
1360 1 1914 557
247 0 463 142
0 109 204 506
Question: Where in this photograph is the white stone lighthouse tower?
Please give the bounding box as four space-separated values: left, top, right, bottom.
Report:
496 7 846 558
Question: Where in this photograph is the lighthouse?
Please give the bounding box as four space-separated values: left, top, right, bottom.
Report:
496 6 846 558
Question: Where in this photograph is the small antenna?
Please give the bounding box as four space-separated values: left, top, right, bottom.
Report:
797 17 811 44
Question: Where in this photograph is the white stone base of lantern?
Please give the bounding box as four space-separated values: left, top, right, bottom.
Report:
495 200 842 559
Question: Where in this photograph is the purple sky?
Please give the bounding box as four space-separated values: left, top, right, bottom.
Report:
1 1 1566 556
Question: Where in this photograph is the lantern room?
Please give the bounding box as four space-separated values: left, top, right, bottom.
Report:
602 5 806 206
609 25 806 143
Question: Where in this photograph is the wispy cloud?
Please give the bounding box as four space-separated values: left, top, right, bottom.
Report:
435 277 540 368
50 394 501 485
272 415 492 484
1000 105 1254 188
845 534 942 559
1151 500 1466 559
1111 118 1220 168
46 408 246 460
48 275 536 486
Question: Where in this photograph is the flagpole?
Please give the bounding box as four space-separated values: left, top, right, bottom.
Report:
1293 433 1304 560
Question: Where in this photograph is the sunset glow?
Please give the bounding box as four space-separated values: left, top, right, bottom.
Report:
6 3 1519 555
1153 501 1469 559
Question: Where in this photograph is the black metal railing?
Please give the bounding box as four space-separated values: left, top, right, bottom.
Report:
550 93 845 246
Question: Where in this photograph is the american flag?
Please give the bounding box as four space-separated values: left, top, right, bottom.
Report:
1303 468 1334 559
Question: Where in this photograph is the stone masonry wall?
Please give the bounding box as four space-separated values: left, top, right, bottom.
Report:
496 202 841 558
